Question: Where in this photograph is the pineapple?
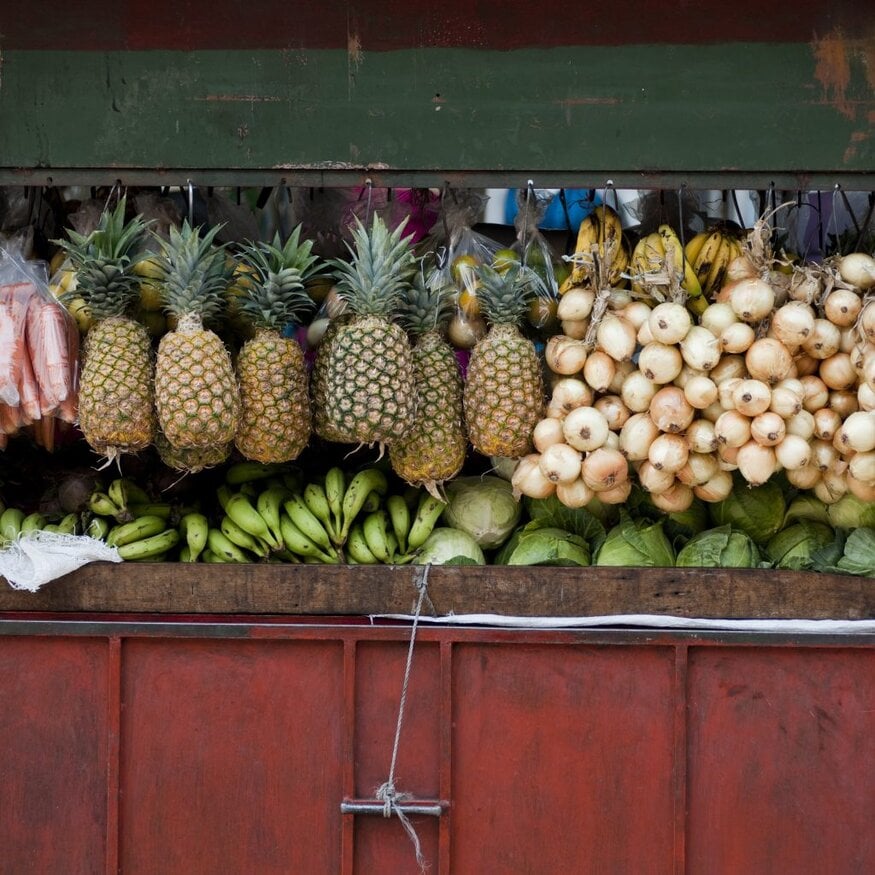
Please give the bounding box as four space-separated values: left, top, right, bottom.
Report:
464 264 544 458
390 272 467 496
56 198 154 463
234 227 319 463
311 314 351 443
320 215 417 445
154 428 230 473
154 223 239 450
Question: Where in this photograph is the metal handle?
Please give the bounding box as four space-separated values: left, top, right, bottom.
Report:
341 799 444 817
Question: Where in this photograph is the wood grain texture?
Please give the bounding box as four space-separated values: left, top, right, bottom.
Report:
0 564 871 619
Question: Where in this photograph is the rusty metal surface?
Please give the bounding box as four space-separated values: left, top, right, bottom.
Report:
1 622 874 873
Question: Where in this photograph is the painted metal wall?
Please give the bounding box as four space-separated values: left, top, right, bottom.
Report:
0 2 873 186
1 621 873 873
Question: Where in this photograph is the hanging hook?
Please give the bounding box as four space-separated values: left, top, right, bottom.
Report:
677 184 686 249
604 179 619 214
364 177 374 223
102 180 122 214
186 179 195 226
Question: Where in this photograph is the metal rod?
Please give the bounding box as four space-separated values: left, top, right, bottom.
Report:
341 801 444 817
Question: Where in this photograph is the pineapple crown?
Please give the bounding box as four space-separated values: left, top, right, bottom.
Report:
474 263 535 327
235 227 320 330
331 214 416 318
55 197 150 319
155 221 233 322
400 262 455 337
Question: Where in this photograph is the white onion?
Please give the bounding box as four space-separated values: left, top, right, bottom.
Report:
561 318 589 340
701 400 725 423
829 390 858 418
718 377 744 410
581 448 629 492
701 302 738 336
648 302 691 344
550 378 593 415
814 470 848 504
563 406 610 452
847 474 875 502
819 353 857 391
813 408 841 441
511 454 556 500
771 301 815 346
676 452 719 486
802 319 841 359
726 255 758 282
750 411 786 447
769 380 803 417
619 413 660 461
775 434 812 470
785 409 816 440
720 322 756 353
533 418 566 453
715 410 751 448
710 354 748 384
745 338 793 385
620 370 657 412
604 431 620 451
608 289 633 310
693 470 734 502
673 364 706 389
788 269 822 302
539 443 583 484
649 386 695 433
786 464 821 490
684 375 719 410
651 481 694 512
717 443 739 470
636 319 654 346
555 478 595 508
608 359 635 395
838 252 875 289
648 432 689 473
794 354 820 377
597 314 637 362
594 395 630 431
801 375 830 412
686 419 719 453
730 277 775 323
839 327 857 355
866 351 875 391
619 301 652 330
824 289 862 327
557 288 596 321
545 335 588 375
850 342 869 376
681 326 721 371
638 460 676 494
732 379 772 416
849 450 875 483
859 382 875 411
736 441 777 485
597 479 633 505
639 342 683 384
862 302 875 342
583 350 616 393
837 411 875 453
812 438 839 471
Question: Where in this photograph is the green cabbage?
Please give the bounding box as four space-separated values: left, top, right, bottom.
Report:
443 476 522 548
413 528 486 565
766 522 835 570
819 528 875 577
783 495 831 527
495 522 591 566
595 516 675 567
709 477 785 545
675 526 760 568
826 494 875 530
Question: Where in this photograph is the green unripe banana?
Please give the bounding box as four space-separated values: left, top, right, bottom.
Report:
345 522 379 564
21 512 47 535
57 513 80 535
221 515 270 558
362 510 393 563
89 492 122 519
256 487 293 549
117 529 180 560
324 467 346 535
179 512 209 562
406 493 447 551
225 493 277 548
279 514 337 563
339 468 388 543
207 529 253 563
1 508 25 541
107 515 169 548
128 503 173 521
386 495 411 555
225 461 284 486
302 483 336 542
86 516 112 540
284 495 334 552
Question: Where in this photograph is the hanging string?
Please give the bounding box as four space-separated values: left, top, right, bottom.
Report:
374 566 431 874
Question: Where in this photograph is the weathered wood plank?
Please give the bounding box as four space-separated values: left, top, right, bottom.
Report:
0 565 871 620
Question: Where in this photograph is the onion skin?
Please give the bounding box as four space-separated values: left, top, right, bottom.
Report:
649 386 695 433
512 454 556 500
838 252 875 289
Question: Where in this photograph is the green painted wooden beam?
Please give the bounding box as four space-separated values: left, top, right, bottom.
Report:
0 44 872 186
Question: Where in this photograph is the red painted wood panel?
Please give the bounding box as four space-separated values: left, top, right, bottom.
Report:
119 639 346 874
687 648 875 874
450 643 676 874
0 638 108 874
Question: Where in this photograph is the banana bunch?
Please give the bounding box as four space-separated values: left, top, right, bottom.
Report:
629 224 706 313
685 228 744 299
88 477 172 524
0 506 79 544
561 205 629 291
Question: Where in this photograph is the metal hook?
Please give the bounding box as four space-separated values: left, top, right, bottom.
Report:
605 179 619 214
186 179 195 226
677 184 686 249
364 177 373 223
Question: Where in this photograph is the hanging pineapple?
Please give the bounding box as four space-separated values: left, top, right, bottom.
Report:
390 270 467 496
234 227 320 463
319 215 418 446
464 264 544 458
56 198 154 464
154 428 231 474
153 222 239 450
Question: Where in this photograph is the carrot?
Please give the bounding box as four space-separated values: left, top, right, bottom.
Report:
26 293 73 409
0 281 33 407
0 401 22 434
41 415 56 453
16 331 41 423
56 307 80 425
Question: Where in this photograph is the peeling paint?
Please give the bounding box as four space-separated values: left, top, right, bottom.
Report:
194 94 281 103
347 31 364 98
813 30 853 118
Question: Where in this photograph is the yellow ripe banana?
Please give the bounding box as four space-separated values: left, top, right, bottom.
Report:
107 515 168 548
339 468 389 543
179 512 209 562
206 528 252 563
117 528 180 561
303 483 337 543
225 493 277 549
386 495 411 555
691 231 726 288
658 224 704 301
279 514 337 563
362 510 393 563
0 508 25 541
406 493 448 551
21 512 47 534
257 486 293 548
324 467 346 536
345 522 380 564
703 237 734 297
224 461 284 486
89 491 122 519
684 231 710 266
283 494 334 553
221 515 270 558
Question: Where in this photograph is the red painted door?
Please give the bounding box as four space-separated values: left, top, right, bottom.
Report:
1 621 873 874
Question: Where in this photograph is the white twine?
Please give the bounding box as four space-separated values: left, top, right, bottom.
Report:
374 564 431 873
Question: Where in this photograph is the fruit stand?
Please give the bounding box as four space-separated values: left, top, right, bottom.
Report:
1 2 875 873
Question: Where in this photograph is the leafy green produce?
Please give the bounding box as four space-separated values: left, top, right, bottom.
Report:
442 476 521 549
766 522 836 570
595 516 675 567
413 527 486 565
826 494 875 530
676 526 761 568
495 522 591 566
709 477 785 545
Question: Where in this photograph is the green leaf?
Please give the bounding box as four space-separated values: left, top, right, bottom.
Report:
524 495 606 554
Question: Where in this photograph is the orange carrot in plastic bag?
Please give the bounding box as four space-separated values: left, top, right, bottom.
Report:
56 306 80 424
0 282 31 407
16 331 41 423
26 293 73 410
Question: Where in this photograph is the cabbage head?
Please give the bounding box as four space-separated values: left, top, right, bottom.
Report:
709 477 785 545
443 476 521 548
676 526 760 568
413 528 486 565
766 522 835 570
595 516 675 567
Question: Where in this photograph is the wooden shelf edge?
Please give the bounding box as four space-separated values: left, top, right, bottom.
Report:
0 564 872 620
